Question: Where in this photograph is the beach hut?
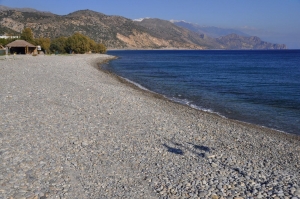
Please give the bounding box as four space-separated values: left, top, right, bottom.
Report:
6 40 37 54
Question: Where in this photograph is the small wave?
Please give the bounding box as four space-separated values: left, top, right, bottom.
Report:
169 96 226 118
114 75 293 134
119 76 224 117
120 77 161 95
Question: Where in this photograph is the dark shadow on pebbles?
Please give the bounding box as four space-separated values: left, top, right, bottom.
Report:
163 144 184 155
163 139 212 158
188 142 211 152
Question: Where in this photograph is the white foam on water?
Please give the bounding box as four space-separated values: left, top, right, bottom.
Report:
121 77 153 92
170 96 226 118
116 76 292 134
119 75 228 118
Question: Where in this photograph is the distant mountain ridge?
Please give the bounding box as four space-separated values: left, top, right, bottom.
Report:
172 20 249 38
134 18 222 49
0 6 287 49
216 34 286 50
135 18 286 50
0 5 51 14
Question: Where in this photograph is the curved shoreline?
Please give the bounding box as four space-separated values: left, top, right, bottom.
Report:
1 54 299 198
96 58 300 141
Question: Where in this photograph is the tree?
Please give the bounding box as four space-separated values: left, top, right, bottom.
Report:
51 33 107 54
35 37 51 54
65 32 92 54
50 37 67 54
20 28 34 43
92 43 107 54
0 38 17 46
98 43 107 54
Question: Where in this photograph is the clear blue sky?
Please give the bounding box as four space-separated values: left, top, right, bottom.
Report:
1 0 300 48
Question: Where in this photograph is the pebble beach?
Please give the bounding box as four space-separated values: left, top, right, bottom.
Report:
0 54 299 199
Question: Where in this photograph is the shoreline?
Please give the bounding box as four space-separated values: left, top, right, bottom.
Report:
107 49 295 51
96 57 300 141
1 54 299 198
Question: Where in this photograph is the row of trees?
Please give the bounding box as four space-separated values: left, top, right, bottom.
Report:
18 28 106 54
0 38 17 46
50 33 106 54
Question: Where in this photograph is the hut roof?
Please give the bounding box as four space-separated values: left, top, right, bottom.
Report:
6 40 36 48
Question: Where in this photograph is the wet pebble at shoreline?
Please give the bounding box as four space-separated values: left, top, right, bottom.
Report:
0 54 299 199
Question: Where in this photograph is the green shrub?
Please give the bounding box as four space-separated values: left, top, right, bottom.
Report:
0 38 18 46
50 37 67 54
50 32 107 54
65 32 91 54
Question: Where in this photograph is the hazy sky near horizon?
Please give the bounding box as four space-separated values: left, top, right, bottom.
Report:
1 0 299 48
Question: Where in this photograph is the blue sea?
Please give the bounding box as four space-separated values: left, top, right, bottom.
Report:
105 50 300 135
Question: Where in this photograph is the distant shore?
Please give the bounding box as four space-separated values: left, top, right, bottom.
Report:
1 54 299 198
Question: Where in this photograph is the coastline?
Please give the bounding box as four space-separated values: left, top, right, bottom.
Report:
97 57 299 141
105 49 300 136
1 54 299 198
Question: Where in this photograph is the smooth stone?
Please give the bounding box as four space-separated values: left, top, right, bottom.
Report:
211 163 218 167
211 194 219 199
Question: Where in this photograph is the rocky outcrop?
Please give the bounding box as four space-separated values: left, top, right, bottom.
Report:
135 18 220 49
0 17 24 32
116 30 202 49
216 34 287 50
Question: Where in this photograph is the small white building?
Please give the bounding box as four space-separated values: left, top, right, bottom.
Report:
0 35 20 39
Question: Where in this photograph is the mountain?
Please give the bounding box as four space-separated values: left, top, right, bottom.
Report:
134 18 222 49
136 19 286 49
0 25 19 35
216 34 287 50
0 8 204 49
0 5 52 14
172 20 249 38
0 7 286 49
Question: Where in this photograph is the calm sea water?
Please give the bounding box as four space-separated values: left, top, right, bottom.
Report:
105 50 300 135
